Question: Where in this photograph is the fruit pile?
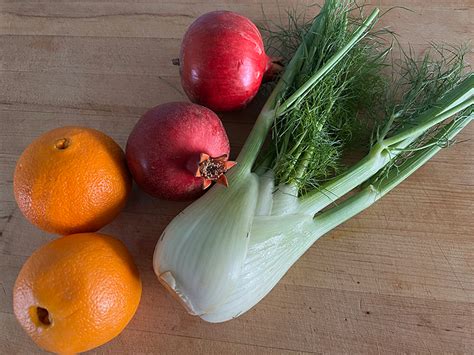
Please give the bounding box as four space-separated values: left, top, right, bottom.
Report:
12 11 267 353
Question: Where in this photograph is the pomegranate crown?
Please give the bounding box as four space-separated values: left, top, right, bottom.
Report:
195 153 237 189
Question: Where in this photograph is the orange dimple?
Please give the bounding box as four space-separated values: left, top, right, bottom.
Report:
13 233 142 354
13 126 131 235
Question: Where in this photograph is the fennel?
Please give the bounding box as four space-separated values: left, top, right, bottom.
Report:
153 0 473 322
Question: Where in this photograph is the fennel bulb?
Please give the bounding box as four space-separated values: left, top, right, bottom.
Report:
153 0 473 322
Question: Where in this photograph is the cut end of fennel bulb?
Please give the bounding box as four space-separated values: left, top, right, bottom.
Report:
157 271 200 316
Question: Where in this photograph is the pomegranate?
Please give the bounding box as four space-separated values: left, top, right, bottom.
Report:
178 11 280 112
126 102 236 201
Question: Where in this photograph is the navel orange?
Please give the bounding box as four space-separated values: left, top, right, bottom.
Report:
14 126 131 235
13 233 142 354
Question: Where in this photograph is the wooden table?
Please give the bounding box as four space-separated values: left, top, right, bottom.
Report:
1 1 473 353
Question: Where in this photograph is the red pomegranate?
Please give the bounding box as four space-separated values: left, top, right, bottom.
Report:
178 11 279 112
126 102 236 201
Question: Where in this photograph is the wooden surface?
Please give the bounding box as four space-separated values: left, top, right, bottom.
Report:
1 0 473 353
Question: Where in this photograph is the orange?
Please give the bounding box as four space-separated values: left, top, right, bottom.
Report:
14 126 131 235
13 233 142 354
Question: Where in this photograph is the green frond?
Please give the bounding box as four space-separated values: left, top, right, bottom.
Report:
261 0 391 194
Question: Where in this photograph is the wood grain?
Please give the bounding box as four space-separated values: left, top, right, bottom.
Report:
0 0 473 353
